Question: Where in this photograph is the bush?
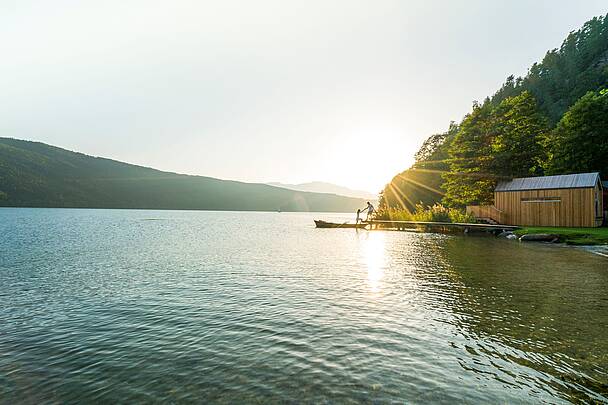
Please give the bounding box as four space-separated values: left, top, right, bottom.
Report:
375 204 476 223
374 208 413 221
411 203 450 222
446 207 477 223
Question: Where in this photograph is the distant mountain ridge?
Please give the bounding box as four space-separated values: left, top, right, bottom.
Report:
0 138 365 212
267 181 377 200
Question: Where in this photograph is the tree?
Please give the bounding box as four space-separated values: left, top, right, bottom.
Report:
414 132 447 162
546 89 608 177
491 14 608 124
443 92 548 207
489 91 548 178
442 101 496 207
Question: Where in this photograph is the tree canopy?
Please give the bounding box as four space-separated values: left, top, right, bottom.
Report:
492 14 608 124
546 89 608 178
443 91 548 207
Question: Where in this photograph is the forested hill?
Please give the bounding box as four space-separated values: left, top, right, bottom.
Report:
492 15 608 124
381 13 608 212
0 138 365 212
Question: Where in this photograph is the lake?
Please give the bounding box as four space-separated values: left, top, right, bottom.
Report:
1 208 607 403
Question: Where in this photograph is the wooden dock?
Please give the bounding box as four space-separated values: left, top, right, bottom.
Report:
365 220 519 234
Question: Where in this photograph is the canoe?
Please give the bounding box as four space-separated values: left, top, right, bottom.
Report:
314 220 367 229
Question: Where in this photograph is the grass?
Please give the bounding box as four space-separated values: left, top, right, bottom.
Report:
515 226 608 245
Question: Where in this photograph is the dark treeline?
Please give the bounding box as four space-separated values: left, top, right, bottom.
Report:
380 14 608 211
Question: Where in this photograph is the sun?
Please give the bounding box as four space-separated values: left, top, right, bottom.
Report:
318 130 416 194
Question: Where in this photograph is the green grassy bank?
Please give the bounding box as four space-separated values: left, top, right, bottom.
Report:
515 227 608 245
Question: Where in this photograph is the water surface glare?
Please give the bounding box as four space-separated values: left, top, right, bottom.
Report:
1 208 607 403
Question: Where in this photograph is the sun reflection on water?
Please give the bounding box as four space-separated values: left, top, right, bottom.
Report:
362 232 386 294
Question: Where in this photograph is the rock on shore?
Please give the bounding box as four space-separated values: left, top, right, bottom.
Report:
519 234 560 243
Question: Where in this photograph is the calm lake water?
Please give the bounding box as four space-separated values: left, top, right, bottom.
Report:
1 208 607 404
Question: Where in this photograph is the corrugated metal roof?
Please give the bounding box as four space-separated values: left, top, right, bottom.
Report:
495 172 600 192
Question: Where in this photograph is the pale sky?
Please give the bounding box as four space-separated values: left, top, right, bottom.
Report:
1 1 606 193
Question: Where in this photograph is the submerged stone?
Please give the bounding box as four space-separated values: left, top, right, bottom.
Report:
497 231 515 238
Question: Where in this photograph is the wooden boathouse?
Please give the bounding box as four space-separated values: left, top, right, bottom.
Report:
604 181 608 225
468 172 604 227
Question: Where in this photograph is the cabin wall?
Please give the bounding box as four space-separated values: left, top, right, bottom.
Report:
494 187 598 227
596 181 604 227
603 186 608 226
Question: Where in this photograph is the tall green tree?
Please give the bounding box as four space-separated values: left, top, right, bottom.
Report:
546 89 608 177
442 101 496 207
489 91 548 178
443 92 548 207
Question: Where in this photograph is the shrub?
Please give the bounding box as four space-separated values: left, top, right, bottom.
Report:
374 204 475 223
374 208 412 221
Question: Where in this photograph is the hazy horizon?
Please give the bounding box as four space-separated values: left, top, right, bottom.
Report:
1 1 606 193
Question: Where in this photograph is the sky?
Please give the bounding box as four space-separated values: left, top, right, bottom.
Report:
1 1 606 193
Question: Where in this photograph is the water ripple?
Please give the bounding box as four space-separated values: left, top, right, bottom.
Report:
1 208 607 404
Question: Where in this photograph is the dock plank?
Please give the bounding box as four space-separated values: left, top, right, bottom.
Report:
365 220 519 231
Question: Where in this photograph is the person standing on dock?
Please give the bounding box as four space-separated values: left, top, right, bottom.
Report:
362 201 375 221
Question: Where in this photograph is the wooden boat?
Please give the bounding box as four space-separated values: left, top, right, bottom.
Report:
314 220 367 229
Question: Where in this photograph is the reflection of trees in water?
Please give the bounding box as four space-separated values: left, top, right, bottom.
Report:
432 237 608 403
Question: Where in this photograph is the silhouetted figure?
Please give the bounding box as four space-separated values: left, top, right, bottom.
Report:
362 201 375 221
356 209 362 224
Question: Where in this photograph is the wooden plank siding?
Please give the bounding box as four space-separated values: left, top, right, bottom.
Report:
466 205 506 224
603 182 608 224
596 181 604 227
494 187 600 227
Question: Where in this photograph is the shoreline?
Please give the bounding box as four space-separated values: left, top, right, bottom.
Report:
368 221 608 247
514 226 608 246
